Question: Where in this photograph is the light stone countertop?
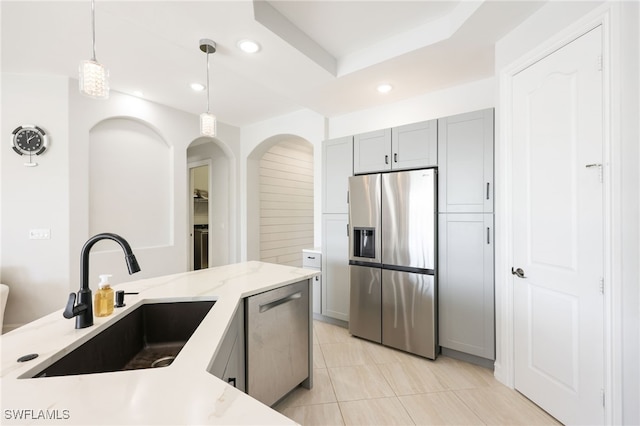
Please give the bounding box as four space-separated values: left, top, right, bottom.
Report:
0 261 318 425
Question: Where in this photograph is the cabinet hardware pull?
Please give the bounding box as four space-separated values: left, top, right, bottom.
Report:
259 291 302 313
228 377 236 387
385 155 389 164
487 227 490 244
486 182 490 200
307 256 315 259
347 224 349 237
394 153 398 163
347 190 349 204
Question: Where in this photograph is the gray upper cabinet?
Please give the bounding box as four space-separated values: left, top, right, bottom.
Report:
353 128 392 174
353 121 437 175
438 109 494 213
323 136 353 214
391 120 437 170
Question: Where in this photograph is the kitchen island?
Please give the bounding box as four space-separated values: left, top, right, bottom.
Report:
0 261 317 425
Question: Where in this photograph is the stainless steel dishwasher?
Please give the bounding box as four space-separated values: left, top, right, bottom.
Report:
246 280 310 406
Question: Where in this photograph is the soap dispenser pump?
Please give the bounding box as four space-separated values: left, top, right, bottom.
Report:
94 274 114 317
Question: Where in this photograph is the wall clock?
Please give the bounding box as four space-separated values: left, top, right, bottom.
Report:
11 125 49 167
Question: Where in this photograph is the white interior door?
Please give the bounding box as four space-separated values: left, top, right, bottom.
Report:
512 26 604 425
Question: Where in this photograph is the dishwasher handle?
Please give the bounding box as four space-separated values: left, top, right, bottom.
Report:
259 291 302 313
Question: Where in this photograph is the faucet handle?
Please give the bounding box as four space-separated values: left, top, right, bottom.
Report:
63 293 77 318
63 292 88 319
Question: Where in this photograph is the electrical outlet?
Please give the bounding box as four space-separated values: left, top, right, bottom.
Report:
29 228 51 240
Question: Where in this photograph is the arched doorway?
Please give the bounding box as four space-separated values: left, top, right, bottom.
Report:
187 138 235 270
246 135 314 266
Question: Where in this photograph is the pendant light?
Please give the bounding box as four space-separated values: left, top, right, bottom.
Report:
79 0 109 99
199 39 217 137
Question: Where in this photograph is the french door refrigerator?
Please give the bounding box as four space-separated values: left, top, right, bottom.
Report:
348 169 437 359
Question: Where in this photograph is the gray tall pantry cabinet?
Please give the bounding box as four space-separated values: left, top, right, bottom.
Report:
321 136 352 322
438 108 495 362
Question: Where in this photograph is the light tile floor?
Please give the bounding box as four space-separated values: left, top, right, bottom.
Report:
274 320 560 426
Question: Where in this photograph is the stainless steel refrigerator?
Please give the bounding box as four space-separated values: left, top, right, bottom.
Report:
348 169 437 359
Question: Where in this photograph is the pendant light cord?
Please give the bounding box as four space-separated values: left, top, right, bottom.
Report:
206 50 211 113
91 0 97 61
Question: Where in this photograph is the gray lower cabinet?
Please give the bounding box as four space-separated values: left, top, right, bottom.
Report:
322 214 349 321
438 213 495 360
208 302 245 392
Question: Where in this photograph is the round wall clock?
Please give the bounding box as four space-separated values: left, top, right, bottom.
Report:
11 125 49 166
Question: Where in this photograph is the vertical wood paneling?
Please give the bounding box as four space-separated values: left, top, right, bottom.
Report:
260 140 314 267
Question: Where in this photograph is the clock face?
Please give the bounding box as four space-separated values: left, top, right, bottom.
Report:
12 125 48 156
15 129 43 152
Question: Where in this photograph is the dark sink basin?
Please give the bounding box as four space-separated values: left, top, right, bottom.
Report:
29 300 215 378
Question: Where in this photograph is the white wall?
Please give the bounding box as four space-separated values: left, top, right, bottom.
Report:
1 74 242 328
1 74 71 329
329 77 495 138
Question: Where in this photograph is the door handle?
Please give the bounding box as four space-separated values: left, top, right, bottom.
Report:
511 267 526 278
259 291 302 313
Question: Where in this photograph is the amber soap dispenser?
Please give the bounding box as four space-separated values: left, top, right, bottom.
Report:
94 274 114 317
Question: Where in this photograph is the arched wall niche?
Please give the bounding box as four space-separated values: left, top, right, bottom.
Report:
246 134 314 263
88 116 172 251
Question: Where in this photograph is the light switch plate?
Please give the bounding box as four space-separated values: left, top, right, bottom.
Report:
29 228 51 240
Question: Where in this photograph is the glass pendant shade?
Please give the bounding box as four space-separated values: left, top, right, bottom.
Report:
79 59 109 99
200 112 217 137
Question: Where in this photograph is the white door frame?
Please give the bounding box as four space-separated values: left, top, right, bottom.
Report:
188 159 213 270
496 4 621 423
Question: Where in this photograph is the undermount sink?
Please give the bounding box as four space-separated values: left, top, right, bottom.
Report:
28 300 215 378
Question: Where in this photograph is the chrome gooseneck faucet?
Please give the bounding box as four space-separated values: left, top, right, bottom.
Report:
64 233 141 329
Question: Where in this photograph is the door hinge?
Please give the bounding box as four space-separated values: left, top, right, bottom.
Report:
599 277 604 295
597 55 603 71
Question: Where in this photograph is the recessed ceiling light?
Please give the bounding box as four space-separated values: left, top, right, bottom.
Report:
377 83 393 94
191 83 205 92
237 39 261 54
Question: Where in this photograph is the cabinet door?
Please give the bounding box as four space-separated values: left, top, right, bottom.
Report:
222 303 245 392
438 213 494 360
438 109 494 213
391 119 437 170
322 214 349 321
353 128 392 174
323 136 353 214
209 302 245 391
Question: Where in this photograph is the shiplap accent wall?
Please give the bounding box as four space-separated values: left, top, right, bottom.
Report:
259 139 314 267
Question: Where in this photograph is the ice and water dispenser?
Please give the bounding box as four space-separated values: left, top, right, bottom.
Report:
353 227 376 258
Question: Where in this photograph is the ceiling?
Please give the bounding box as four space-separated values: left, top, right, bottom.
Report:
1 1 546 127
